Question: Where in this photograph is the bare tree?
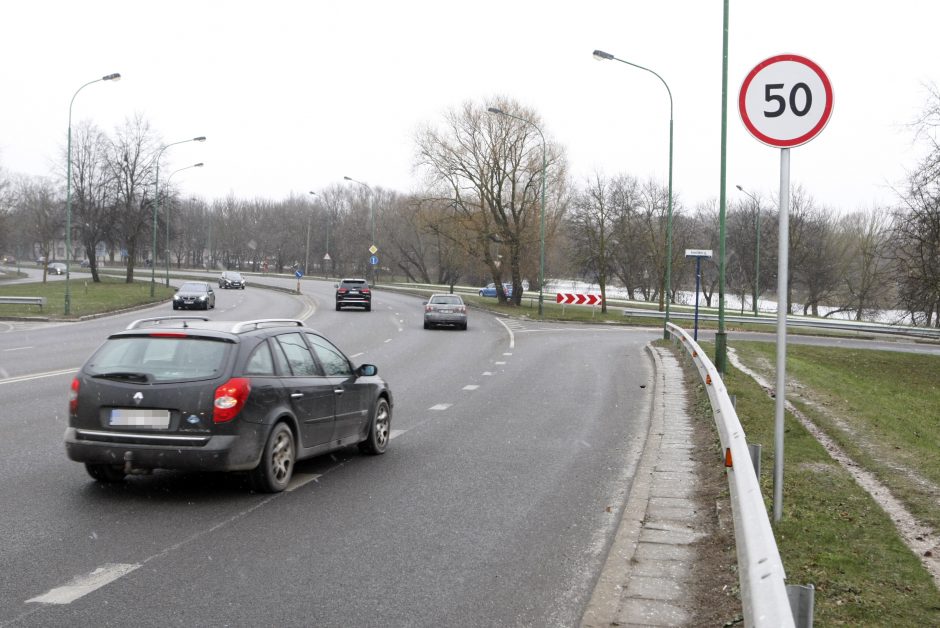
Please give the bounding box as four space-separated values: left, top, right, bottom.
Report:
107 115 159 283
567 173 619 312
838 208 895 320
14 175 63 280
67 120 114 282
415 97 565 306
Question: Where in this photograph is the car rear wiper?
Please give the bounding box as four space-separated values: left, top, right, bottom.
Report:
91 372 153 383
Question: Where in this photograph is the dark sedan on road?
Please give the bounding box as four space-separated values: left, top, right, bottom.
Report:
172 281 216 310
64 317 393 492
47 262 67 275
219 271 246 289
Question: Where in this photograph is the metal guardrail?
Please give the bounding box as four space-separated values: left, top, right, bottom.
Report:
666 322 796 627
0 296 46 309
632 308 940 340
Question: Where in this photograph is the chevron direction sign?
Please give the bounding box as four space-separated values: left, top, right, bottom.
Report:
555 293 603 306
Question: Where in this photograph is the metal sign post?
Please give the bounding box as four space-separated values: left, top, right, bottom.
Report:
739 54 832 522
685 249 713 341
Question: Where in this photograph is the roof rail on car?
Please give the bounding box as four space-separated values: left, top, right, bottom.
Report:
230 319 305 333
126 316 211 330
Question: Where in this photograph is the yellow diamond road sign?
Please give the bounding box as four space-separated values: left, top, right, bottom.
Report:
369 245 378 255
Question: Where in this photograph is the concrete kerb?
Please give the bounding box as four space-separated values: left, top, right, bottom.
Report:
581 342 704 627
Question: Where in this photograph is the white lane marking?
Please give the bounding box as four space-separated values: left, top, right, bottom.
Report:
390 429 406 440
286 473 322 492
429 404 452 411
494 316 516 350
495 361 507 365
0 367 77 386
384 338 392 343
463 385 479 391
3 346 33 352
503 352 513 356
350 352 365 359
27 563 141 605
483 371 493 376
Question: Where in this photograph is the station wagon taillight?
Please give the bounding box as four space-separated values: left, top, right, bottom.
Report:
69 377 80 415
213 378 251 423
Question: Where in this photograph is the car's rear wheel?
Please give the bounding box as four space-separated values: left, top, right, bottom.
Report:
250 422 295 493
335 303 342 311
423 320 430 330
365 304 371 312
359 398 390 455
85 463 126 484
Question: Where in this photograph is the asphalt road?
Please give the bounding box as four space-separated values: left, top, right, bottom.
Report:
0 277 659 627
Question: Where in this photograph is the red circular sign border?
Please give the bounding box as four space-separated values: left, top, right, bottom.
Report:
739 53 833 148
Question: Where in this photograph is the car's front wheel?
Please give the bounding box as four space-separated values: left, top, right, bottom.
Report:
85 463 126 484
358 398 390 455
250 422 295 493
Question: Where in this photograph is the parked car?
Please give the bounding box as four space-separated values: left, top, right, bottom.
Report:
64 317 392 492
335 278 372 311
172 281 216 310
1 255 16 264
47 262 67 275
478 282 512 298
424 293 468 330
219 271 247 289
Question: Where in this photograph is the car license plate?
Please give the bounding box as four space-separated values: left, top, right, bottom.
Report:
439 309 452 314
109 408 171 429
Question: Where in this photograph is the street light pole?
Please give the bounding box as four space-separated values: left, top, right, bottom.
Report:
593 49 673 339
152 136 206 296
65 72 120 315
343 176 375 284
164 163 204 285
736 185 761 317
486 107 547 317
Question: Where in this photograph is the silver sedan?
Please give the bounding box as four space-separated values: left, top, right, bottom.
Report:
423 294 468 330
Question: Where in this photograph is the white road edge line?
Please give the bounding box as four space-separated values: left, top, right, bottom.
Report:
494 316 515 350
27 563 141 605
429 404 452 411
0 367 78 386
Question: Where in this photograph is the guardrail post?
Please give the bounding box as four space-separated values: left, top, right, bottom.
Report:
749 443 762 478
787 584 815 627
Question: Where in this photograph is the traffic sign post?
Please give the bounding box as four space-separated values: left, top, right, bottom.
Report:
740 54 832 523
684 249 713 341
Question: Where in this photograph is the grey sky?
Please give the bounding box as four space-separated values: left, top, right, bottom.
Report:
1 1 937 211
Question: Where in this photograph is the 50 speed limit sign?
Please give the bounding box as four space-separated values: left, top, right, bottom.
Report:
739 54 833 148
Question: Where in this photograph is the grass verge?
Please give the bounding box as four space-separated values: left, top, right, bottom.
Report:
698 340 940 625
0 275 175 318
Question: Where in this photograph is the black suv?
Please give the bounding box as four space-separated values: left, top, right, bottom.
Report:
335 278 372 311
219 271 246 289
65 317 392 492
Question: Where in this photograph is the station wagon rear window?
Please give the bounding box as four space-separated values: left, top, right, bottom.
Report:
86 336 231 382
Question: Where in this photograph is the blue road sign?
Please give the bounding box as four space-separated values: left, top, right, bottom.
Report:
295 270 303 278
369 255 379 266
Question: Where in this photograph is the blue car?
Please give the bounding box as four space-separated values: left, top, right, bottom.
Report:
478 282 512 297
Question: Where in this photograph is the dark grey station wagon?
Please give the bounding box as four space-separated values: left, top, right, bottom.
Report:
65 317 392 492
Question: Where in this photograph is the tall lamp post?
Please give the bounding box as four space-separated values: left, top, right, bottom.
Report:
65 72 121 315
486 107 547 317
593 49 674 339
736 185 762 317
305 191 317 277
152 136 206 296
164 162 204 285
343 176 375 284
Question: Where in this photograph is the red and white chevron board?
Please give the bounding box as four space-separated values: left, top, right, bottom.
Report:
555 293 603 305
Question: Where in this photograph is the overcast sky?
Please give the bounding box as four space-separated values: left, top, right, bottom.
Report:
1 1 937 212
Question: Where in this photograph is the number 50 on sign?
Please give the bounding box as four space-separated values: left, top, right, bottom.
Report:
739 54 833 148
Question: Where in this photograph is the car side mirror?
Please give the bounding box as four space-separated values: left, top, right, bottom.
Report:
356 364 377 377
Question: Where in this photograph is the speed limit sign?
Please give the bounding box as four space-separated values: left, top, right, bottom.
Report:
739 54 833 148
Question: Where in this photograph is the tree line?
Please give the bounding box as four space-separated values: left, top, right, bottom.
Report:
1 90 938 326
